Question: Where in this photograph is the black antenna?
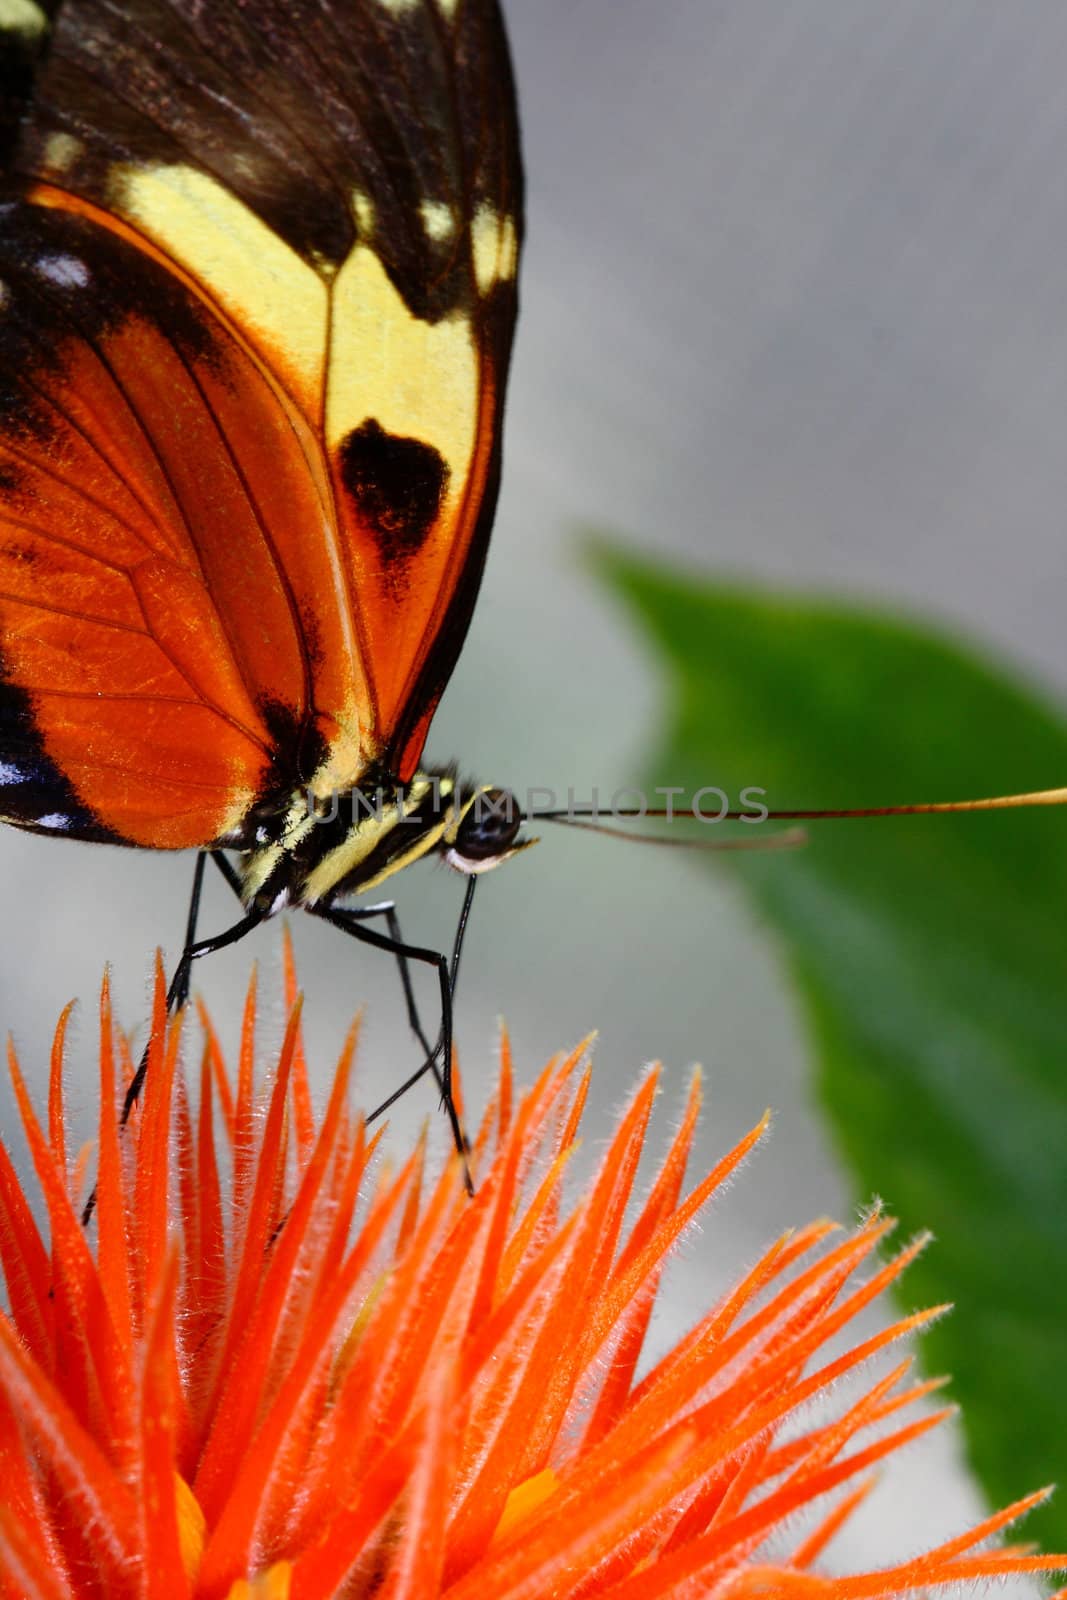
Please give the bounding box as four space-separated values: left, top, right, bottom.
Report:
540 816 807 852
529 784 1067 825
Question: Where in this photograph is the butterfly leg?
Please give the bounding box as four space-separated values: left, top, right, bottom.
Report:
335 901 437 1065
79 885 264 1226
311 907 453 1109
168 850 209 1011
122 906 264 1124
322 876 477 1125
208 853 441 1081
311 890 476 1190
210 848 245 901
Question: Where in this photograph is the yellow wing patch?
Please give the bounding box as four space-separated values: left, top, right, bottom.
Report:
326 244 479 497
103 161 495 505
112 164 329 412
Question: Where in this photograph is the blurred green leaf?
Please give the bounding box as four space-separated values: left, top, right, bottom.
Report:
593 542 1067 1542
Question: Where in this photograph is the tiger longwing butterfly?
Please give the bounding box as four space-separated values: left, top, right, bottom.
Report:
0 0 529 1146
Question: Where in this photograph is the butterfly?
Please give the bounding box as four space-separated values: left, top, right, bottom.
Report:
0 0 529 1147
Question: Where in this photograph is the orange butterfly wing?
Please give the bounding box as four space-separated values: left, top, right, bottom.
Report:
0 0 522 845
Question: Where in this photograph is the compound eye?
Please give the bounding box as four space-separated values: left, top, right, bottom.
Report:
455 787 523 861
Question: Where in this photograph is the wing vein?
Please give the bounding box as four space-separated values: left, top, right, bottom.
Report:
171 339 315 720
86 0 351 218
0 445 155 568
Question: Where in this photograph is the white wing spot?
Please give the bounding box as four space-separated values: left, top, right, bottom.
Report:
0 0 47 40
471 206 518 296
0 762 29 783
352 191 376 235
420 199 455 243
43 132 83 175
37 814 71 830
375 0 419 11
37 254 90 289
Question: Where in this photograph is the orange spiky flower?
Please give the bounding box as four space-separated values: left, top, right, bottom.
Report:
0 951 1063 1599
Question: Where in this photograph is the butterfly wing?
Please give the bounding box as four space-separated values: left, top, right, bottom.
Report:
0 0 522 846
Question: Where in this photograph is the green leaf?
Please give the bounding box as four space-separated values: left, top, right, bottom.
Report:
593 542 1067 1543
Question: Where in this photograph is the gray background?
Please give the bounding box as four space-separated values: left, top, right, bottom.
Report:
3 1 1067 1584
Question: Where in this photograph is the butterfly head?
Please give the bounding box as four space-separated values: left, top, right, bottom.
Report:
238 769 536 914
443 783 536 876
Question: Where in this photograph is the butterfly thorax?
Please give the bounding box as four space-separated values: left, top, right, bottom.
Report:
236 768 530 915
